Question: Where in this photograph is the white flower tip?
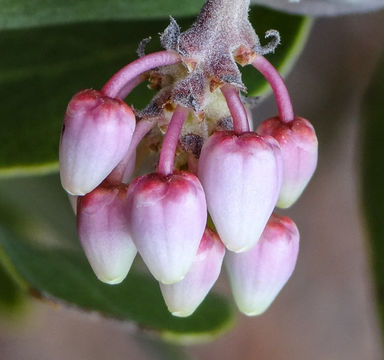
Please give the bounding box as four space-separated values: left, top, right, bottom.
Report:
158 274 186 285
238 300 272 316
171 309 194 318
226 242 254 253
96 272 128 285
276 188 303 209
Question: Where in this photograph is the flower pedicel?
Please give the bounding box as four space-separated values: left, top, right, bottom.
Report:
59 0 317 316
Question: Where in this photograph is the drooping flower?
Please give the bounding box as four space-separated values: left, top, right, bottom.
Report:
77 184 137 284
198 131 282 252
126 171 207 284
59 89 135 196
160 228 225 317
225 213 299 316
257 116 318 208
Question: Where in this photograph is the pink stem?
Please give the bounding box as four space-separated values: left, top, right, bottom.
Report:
252 55 294 123
158 106 189 176
221 84 250 134
107 120 154 184
102 50 181 99
117 74 146 99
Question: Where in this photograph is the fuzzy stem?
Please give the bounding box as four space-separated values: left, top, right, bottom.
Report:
158 106 189 176
117 74 147 99
102 51 181 99
107 120 155 184
252 55 294 123
221 84 250 134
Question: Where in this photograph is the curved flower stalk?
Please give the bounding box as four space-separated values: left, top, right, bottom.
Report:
59 0 317 316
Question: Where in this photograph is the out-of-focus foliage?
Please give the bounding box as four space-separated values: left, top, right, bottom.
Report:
0 0 380 30
0 259 24 314
362 52 384 335
0 0 204 30
252 0 384 16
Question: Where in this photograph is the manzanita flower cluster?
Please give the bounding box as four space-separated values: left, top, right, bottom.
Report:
59 0 317 317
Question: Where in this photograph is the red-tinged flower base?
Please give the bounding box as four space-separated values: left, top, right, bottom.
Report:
126 171 207 284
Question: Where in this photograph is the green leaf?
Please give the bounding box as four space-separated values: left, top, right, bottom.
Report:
0 256 25 314
362 53 384 334
0 6 310 176
0 0 205 30
0 174 233 343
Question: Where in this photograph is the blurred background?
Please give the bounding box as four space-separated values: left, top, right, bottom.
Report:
1 9 384 360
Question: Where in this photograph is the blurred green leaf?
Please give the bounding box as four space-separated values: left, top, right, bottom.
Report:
0 0 205 30
362 53 384 335
0 6 310 176
0 233 234 343
0 257 24 314
0 174 233 343
251 0 384 16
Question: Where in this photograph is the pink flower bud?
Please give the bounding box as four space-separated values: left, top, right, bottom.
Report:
198 131 282 253
126 171 207 284
225 214 299 316
59 89 136 196
257 116 318 208
77 185 136 284
160 228 225 317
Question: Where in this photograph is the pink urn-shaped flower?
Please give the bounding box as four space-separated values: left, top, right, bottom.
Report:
160 228 225 317
126 171 207 284
225 213 299 316
198 131 282 253
56 0 317 318
59 89 136 196
77 184 137 284
257 116 318 208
